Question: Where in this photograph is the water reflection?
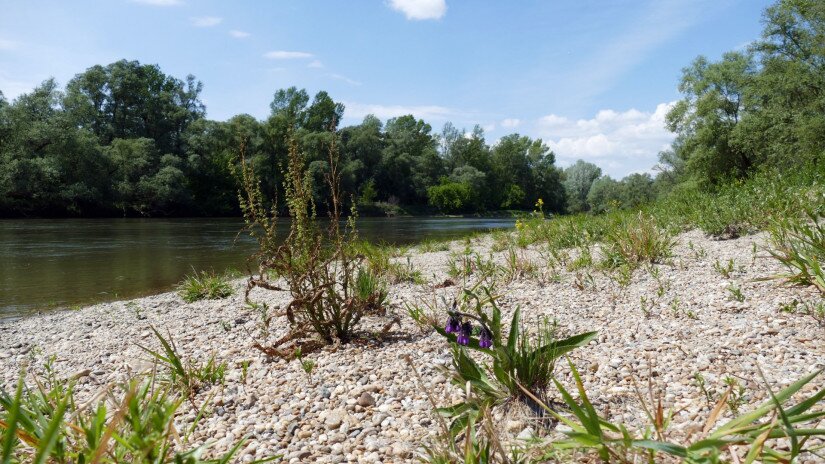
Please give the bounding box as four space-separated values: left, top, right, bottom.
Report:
0 217 513 318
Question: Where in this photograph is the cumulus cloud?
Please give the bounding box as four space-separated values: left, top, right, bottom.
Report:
229 30 250 39
500 118 520 128
388 0 447 20
190 16 222 27
132 0 182 5
263 50 313 59
536 102 675 176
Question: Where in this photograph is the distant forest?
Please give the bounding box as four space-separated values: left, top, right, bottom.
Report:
0 0 821 218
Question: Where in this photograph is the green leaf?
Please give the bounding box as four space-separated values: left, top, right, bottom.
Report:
32 394 69 464
1 377 25 462
506 307 521 353
631 439 687 457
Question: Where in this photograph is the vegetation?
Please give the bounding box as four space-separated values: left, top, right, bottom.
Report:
177 270 234 303
240 126 392 357
0 360 254 463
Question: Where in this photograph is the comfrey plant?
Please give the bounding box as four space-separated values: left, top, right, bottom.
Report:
433 285 597 435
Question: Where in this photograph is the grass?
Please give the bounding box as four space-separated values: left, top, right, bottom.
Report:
767 209 825 294
601 212 677 269
177 269 234 303
138 327 226 402
0 362 260 463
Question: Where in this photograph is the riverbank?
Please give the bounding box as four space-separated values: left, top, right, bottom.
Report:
1 227 823 462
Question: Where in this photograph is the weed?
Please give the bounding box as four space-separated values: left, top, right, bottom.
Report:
767 209 825 294
0 371 256 463
713 258 736 278
434 286 596 431
640 295 655 318
177 269 233 303
239 130 392 355
602 212 676 269
138 327 226 402
239 360 251 384
419 239 450 253
727 283 745 302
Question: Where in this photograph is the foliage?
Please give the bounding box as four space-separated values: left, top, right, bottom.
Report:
527 361 825 463
0 367 256 463
432 286 596 435
767 209 825 294
563 160 601 213
427 181 473 214
138 327 226 402
239 128 390 356
601 212 677 269
177 269 234 303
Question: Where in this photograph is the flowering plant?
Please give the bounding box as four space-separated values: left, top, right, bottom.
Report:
433 285 597 436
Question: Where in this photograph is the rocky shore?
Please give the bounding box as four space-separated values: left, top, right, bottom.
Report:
1 229 823 463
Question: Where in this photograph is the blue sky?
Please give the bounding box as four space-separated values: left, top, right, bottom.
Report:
0 0 772 176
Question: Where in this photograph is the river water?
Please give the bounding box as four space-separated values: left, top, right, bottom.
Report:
0 217 513 318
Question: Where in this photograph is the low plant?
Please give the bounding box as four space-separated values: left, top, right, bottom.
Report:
0 369 258 463
523 361 825 463
433 286 596 434
767 209 825 294
177 269 234 303
138 327 226 402
727 283 745 302
419 239 450 253
713 258 736 278
602 212 676 269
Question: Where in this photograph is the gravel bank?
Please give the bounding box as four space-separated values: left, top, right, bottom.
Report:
2 229 823 462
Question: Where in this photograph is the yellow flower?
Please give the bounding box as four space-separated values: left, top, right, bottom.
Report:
515 220 524 230
536 198 544 207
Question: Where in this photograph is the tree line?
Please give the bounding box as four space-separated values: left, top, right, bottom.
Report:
0 0 821 218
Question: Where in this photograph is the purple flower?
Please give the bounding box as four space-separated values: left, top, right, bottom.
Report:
478 327 493 349
445 314 461 333
457 321 472 346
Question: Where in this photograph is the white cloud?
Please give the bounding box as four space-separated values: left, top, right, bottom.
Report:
263 50 313 59
190 16 223 27
229 30 250 39
132 0 182 5
330 73 361 86
388 0 447 20
308 60 324 68
500 118 520 128
536 102 675 177
345 102 455 121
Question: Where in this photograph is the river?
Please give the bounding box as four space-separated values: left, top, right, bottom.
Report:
0 217 513 319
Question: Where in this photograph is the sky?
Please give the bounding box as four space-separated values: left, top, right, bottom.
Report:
0 0 773 177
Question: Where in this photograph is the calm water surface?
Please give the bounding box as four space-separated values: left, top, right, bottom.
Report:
0 217 513 318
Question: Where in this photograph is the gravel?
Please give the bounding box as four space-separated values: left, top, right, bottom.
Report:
1 229 823 462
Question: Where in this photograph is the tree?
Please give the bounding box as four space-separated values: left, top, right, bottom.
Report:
563 160 601 213
428 182 472 213
586 176 622 214
620 173 655 209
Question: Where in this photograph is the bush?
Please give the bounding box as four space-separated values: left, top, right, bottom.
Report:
427 182 473 214
177 269 234 303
